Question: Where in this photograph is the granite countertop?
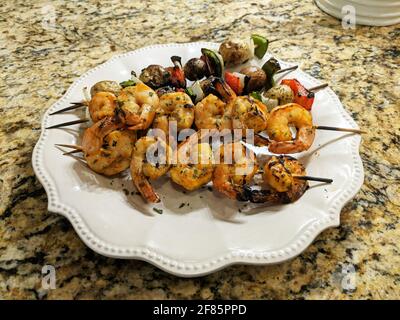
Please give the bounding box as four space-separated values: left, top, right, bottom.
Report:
1 0 399 299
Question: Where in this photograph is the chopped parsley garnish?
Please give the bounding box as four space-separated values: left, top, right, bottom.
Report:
120 80 136 88
153 207 163 214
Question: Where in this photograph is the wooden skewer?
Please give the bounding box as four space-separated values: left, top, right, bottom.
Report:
70 101 87 105
256 127 365 136
308 83 328 92
253 126 364 148
50 102 87 115
46 119 89 129
255 133 269 140
314 126 366 134
292 175 333 183
275 65 298 74
253 134 270 146
55 144 83 150
55 144 84 155
257 169 333 184
50 87 90 116
63 149 83 155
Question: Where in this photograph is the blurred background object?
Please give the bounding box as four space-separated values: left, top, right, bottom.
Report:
315 0 400 26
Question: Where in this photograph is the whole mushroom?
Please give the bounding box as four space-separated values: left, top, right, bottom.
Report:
139 65 170 88
239 66 267 93
219 39 253 67
184 58 207 81
90 80 122 97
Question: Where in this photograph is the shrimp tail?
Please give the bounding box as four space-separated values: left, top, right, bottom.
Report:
236 185 253 202
244 187 291 204
253 134 270 147
268 136 311 154
243 183 308 205
219 184 253 202
134 177 161 203
130 150 161 203
115 106 144 130
131 168 161 203
211 77 237 102
213 179 247 201
127 123 145 130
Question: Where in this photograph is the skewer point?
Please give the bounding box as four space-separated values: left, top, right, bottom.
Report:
308 83 329 92
275 65 298 75
293 175 333 184
55 143 83 150
315 126 366 134
49 102 87 115
46 119 89 129
62 149 83 155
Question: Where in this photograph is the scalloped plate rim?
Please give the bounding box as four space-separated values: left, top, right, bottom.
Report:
32 42 364 277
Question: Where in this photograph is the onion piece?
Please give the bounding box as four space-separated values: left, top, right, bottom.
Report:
232 72 247 92
260 94 278 111
246 37 255 60
191 80 205 103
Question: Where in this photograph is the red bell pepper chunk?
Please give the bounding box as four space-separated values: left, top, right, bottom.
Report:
281 79 315 111
224 71 241 95
166 66 186 88
280 79 298 95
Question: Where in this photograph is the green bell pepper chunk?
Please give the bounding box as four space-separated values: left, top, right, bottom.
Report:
262 57 281 90
249 91 262 101
251 34 269 59
201 48 223 77
120 80 136 88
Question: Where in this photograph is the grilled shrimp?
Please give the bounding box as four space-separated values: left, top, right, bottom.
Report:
230 96 269 134
245 155 308 204
59 82 120 121
212 142 258 200
153 92 194 134
88 92 117 123
263 155 299 192
266 103 315 154
213 78 268 133
117 82 159 130
130 136 172 203
170 132 214 191
194 94 232 130
81 117 136 176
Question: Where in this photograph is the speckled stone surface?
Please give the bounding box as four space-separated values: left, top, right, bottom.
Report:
1 0 399 300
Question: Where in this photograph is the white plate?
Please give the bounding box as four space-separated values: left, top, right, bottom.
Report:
32 42 364 277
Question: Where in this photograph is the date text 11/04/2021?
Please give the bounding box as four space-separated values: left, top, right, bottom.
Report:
153 304 247 317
